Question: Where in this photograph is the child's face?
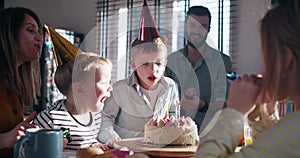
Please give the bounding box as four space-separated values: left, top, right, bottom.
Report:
82 65 112 112
132 51 167 90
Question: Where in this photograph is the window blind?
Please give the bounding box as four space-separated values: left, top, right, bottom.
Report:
96 0 239 83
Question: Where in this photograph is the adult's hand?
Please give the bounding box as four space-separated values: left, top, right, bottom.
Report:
180 95 199 112
227 74 262 115
180 88 206 112
0 112 39 149
181 95 207 112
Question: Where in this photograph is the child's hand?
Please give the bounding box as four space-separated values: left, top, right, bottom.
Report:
227 74 262 114
106 137 121 148
61 127 72 143
63 138 68 148
91 142 110 151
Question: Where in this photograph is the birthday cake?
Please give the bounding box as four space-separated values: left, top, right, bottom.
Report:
144 116 199 145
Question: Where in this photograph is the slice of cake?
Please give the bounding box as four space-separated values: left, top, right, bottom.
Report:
144 116 199 145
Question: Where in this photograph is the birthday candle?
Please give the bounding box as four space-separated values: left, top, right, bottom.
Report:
243 123 253 146
175 99 180 119
165 99 170 118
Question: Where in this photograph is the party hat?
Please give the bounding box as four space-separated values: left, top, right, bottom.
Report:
138 0 160 42
44 24 82 66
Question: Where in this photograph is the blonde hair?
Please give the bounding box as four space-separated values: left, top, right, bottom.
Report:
260 0 300 102
54 52 112 95
131 37 168 60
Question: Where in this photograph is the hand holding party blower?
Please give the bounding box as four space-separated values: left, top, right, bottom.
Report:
226 71 239 81
227 71 263 81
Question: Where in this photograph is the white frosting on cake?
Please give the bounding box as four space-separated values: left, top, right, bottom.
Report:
144 116 199 145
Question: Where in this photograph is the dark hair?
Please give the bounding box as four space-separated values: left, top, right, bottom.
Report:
0 7 42 106
54 59 74 95
187 6 211 25
0 7 42 37
271 0 290 5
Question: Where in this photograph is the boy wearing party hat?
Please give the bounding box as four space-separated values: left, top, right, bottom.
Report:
98 0 179 147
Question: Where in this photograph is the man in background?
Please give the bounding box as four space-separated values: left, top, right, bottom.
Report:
165 6 232 134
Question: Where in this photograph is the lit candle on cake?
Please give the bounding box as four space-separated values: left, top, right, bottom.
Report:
165 99 169 119
175 99 180 119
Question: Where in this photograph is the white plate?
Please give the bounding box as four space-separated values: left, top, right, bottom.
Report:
114 137 197 157
136 139 194 148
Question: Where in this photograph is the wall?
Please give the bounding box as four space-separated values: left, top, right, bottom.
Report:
5 0 95 36
5 0 272 74
235 0 271 74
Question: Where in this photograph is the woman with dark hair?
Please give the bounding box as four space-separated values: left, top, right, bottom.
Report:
0 7 43 157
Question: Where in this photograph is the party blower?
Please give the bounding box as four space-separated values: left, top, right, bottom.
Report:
226 71 239 81
226 71 263 81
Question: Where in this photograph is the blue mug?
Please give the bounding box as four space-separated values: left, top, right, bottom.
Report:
14 128 63 158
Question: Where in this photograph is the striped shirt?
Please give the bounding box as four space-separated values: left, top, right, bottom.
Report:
33 99 102 150
196 108 300 157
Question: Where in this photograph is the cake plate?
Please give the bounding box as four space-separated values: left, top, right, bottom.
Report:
114 137 197 157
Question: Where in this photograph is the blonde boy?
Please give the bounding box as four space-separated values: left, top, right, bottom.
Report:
98 38 179 147
34 53 113 150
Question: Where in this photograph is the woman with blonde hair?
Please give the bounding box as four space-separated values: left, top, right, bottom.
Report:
197 0 300 157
